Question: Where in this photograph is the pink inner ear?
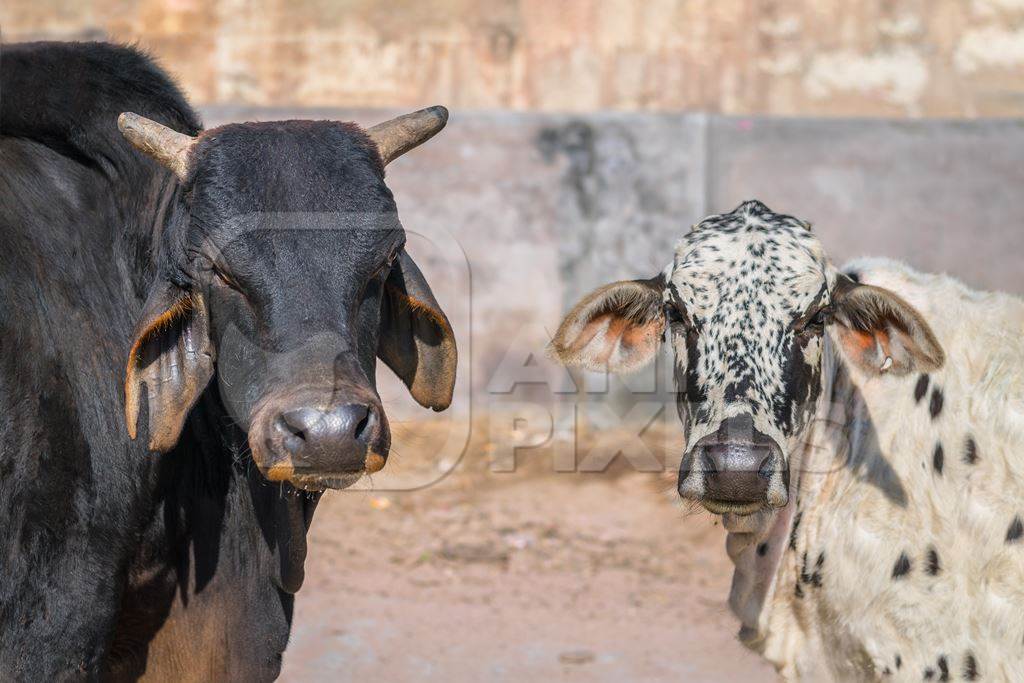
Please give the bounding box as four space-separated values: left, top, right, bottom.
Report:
599 317 633 363
837 327 880 367
567 313 614 355
836 324 915 375
564 312 663 369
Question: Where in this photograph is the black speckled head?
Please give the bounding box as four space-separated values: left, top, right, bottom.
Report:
667 201 835 513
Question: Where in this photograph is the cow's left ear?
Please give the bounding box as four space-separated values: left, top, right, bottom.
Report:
124 281 215 451
830 276 944 376
378 251 457 411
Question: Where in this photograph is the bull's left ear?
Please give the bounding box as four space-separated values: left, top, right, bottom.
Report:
830 276 944 376
124 281 215 451
378 251 457 411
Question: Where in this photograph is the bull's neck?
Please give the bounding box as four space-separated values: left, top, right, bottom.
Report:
165 385 320 596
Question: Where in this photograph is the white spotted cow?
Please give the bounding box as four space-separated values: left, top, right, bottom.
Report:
548 200 1024 681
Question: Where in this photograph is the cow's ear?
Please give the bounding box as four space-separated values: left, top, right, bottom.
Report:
547 276 666 373
830 276 944 376
124 281 215 451
378 251 457 411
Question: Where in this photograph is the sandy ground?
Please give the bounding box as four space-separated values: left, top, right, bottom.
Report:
280 422 777 682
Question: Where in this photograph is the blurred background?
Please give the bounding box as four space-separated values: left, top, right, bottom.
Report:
4 2 1024 681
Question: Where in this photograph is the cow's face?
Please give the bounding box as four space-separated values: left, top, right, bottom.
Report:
118 109 456 491
550 200 943 515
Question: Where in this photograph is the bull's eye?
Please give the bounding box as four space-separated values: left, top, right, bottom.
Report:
211 264 244 294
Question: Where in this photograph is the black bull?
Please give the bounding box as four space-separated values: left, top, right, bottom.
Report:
0 42 456 680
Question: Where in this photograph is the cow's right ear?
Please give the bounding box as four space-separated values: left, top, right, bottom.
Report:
124 280 215 452
547 277 666 373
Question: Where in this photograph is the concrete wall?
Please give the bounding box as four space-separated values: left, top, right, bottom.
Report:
201 107 1024 416
6 0 1024 117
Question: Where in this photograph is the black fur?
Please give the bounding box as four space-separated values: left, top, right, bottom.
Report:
1006 516 1024 544
914 374 930 403
0 42 429 680
925 546 941 576
929 387 944 419
892 552 912 579
963 436 978 465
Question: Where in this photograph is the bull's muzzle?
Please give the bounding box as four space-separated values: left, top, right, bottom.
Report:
250 390 390 490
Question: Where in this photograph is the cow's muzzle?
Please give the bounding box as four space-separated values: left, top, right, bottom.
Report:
677 415 789 515
249 388 390 490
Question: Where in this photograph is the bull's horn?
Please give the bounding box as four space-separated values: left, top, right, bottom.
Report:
118 112 197 182
365 105 448 166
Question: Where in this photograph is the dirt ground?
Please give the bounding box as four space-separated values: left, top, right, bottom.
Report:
280 420 777 682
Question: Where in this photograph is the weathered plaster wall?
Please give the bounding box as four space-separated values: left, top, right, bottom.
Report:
6 0 1024 117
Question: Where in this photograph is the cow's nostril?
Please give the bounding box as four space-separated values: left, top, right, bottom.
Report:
347 405 372 444
701 449 718 476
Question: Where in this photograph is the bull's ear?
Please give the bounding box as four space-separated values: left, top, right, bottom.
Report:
124 281 215 451
547 276 666 373
378 251 457 411
830 276 944 376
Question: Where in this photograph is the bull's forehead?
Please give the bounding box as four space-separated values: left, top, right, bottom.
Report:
669 201 831 312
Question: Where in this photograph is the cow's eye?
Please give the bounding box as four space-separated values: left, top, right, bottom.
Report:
664 302 687 326
799 306 831 334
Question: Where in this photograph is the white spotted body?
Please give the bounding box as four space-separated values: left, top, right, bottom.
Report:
549 201 1024 679
729 259 1024 681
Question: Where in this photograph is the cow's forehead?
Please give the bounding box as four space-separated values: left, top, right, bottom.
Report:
668 201 831 315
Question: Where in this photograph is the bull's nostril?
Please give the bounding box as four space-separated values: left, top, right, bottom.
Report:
276 411 312 456
353 412 370 442
281 419 305 441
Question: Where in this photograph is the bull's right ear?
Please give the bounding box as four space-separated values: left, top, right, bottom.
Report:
547 277 666 373
124 281 215 452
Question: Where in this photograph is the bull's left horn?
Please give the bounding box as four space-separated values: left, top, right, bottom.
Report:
365 105 448 166
118 112 198 182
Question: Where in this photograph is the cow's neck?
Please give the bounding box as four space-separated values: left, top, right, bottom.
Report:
721 335 858 668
